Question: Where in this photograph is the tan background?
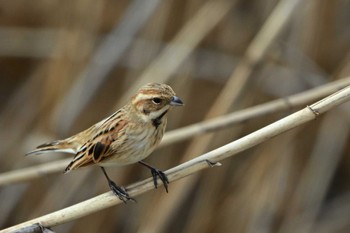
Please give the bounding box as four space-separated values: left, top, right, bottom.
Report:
1 0 350 232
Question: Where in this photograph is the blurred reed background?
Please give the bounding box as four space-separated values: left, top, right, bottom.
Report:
1 0 350 232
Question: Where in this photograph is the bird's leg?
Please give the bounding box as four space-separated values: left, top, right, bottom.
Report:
139 161 169 192
100 167 135 203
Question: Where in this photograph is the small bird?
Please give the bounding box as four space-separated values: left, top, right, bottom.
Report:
27 83 183 202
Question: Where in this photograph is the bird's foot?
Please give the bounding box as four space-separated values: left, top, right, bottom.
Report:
150 168 169 193
108 181 136 203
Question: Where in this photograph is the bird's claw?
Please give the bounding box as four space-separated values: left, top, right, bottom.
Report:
150 168 169 193
108 181 136 203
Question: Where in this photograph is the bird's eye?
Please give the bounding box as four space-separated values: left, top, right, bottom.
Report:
152 98 162 104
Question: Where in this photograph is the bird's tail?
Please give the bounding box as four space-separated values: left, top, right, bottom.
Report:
26 139 77 156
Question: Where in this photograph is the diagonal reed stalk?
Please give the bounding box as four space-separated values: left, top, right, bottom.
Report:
0 77 349 186
3 82 350 233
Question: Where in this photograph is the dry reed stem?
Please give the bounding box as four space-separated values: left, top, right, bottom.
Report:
0 159 70 186
3 83 350 233
1 77 350 186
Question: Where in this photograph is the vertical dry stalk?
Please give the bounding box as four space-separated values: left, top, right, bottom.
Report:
53 0 162 133
114 0 236 107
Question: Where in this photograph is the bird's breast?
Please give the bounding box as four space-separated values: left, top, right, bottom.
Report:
129 121 166 155
100 120 166 167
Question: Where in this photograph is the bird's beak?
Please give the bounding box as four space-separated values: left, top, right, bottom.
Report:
170 96 184 106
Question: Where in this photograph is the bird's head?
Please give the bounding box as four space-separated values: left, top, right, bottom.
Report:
131 83 183 122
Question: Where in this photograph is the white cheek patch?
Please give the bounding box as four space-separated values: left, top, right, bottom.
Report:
140 107 169 122
149 109 166 119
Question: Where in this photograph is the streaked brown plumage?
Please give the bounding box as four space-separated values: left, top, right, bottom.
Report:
27 83 183 202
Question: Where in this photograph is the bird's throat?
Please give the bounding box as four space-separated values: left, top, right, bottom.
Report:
152 110 168 128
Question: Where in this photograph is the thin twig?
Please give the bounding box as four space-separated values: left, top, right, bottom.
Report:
0 159 70 186
3 84 350 233
162 77 350 146
1 77 350 186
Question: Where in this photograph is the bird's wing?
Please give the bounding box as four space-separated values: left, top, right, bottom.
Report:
64 110 128 172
